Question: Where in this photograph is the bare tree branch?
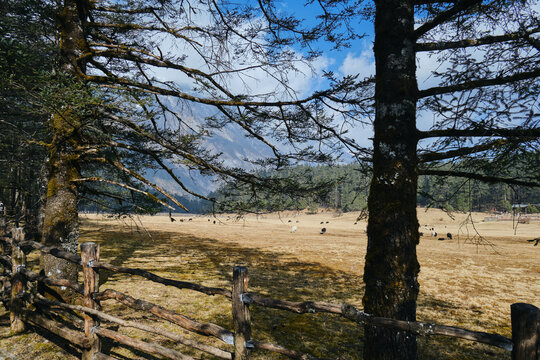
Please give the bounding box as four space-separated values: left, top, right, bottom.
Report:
418 138 509 162
418 169 540 187
71 177 174 209
418 127 540 139
414 0 482 40
417 69 540 98
415 29 539 51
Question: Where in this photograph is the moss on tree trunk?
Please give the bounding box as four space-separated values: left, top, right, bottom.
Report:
41 0 89 297
363 0 420 359
41 111 81 294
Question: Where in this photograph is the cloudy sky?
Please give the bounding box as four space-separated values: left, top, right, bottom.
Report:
146 0 538 167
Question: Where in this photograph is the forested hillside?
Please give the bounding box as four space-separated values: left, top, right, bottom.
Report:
207 157 540 214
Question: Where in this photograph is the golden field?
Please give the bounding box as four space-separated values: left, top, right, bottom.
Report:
1 208 538 359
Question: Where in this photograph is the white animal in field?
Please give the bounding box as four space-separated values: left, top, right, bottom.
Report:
291 225 297 233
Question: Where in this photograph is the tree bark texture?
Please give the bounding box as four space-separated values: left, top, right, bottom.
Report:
41 0 89 291
363 0 420 359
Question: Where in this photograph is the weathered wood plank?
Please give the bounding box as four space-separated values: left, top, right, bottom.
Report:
19 268 83 294
92 261 232 298
12 239 81 265
232 266 251 360
10 228 26 333
36 296 233 359
21 308 90 348
94 289 235 345
94 327 194 360
250 340 327 360
92 352 120 360
242 294 512 351
341 304 513 351
242 292 342 314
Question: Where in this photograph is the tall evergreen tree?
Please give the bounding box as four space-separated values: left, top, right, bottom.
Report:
3 1 538 358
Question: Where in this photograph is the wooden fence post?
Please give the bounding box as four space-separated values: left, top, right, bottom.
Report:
81 242 101 360
511 303 540 360
232 266 251 360
10 228 26 333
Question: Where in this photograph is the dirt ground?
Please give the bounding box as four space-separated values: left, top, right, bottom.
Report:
0 208 538 359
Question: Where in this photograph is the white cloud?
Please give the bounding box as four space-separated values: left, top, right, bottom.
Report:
339 46 375 80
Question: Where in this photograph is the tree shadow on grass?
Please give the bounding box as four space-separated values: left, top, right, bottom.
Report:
80 218 510 360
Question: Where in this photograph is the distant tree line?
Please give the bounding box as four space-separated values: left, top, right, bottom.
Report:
206 156 540 214
78 155 540 215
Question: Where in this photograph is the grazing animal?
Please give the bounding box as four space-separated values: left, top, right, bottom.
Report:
326 221 329 224
179 219 184 222
447 233 453 240
320 228 326 234
291 226 297 233
438 237 445 241
213 220 216 224
189 218 193 221
170 217 176 222
354 222 357 225
320 221 324 224
431 230 437 237
208 219 210 222
288 220 292 223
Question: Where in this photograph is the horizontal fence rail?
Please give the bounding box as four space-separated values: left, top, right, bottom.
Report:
1 231 539 360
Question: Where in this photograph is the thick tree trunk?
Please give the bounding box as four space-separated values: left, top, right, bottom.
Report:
363 0 420 359
41 0 88 293
41 130 80 286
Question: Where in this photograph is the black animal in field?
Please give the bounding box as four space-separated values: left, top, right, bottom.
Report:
320 228 326 235
447 232 453 240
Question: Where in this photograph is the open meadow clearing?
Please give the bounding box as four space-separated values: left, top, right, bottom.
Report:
1 208 538 359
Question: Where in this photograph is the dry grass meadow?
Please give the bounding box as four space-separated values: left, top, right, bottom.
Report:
1 208 538 359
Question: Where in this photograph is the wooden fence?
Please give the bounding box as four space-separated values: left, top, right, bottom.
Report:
0 228 539 360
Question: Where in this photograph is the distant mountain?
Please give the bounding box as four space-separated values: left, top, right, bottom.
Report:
146 102 272 197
